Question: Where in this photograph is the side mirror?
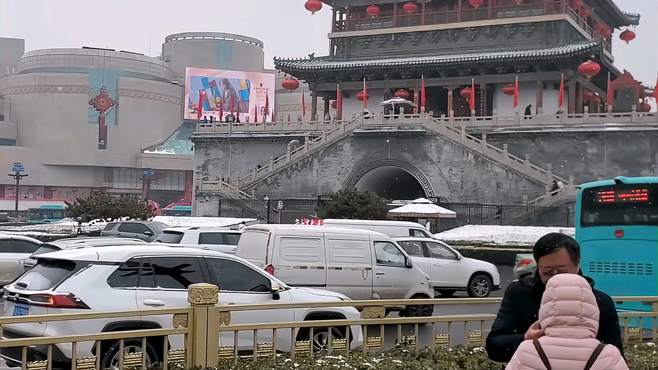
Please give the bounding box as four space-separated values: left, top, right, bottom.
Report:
405 257 413 268
271 281 282 300
143 231 154 237
456 253 462 260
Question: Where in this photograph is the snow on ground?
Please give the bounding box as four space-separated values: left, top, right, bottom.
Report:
151 216 258 228
435 225 575 247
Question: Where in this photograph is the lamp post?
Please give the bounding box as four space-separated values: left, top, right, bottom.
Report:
264 195 271 224
8 162 28 219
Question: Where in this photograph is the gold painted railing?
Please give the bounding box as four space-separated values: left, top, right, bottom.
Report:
0 284 657 370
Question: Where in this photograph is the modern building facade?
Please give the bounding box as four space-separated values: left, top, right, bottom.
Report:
0 32 295 211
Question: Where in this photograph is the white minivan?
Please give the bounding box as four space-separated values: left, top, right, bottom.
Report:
236 225 434 316
322 219 434 238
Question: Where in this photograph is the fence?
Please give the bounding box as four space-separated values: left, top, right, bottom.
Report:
1 284 657 370
213 197 573 227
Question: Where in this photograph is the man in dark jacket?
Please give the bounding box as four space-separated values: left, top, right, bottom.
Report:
485 233 623 363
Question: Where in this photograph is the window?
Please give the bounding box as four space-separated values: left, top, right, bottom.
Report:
198 232 223 245
18 259 83 291
374 241 406 267
410 229 430 238
155 231 184 244
0 239 41 254
149 257 204 289
399 241 424 257
103 222 117 231
118 222 151 234
581 184 658 226
108 260 141 288
425 242 458 260
223 233 241 246
205 258 270 292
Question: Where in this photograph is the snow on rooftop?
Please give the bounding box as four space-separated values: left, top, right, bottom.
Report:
435 225 575 247
152 216 257 228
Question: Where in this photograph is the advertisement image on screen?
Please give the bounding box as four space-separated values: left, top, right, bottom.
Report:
184 67 275 123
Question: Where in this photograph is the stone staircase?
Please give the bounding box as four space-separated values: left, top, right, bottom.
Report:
200 114 569 202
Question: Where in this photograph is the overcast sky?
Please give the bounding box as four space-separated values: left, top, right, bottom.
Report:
1 0 655 85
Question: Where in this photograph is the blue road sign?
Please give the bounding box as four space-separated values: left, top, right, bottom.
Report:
11 162 25 173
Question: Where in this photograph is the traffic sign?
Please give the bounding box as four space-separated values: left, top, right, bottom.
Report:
11 162 25 174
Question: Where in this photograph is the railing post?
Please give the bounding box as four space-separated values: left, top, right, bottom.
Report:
460 125 466 143
545 163 553 192
524 154 532 172
502 143 509 158
188 283 219 369
481 133 487 153
568 175 574 185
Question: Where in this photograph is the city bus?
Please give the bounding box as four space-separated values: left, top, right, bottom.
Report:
577 176 658 318
26 204 67 223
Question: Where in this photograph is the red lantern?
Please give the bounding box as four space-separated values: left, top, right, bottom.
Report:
331 100 337 109
468 0 485 8
356 90 369 101
402 2 418 14
638 101 651 112
620 29 636 44
460 87 473 100
304 0 322 14
281 77 300 91
366 4 381 18
583 90 594 101
394 89 409 99
580 6 591 18
502 84 515 96
578 59 601 80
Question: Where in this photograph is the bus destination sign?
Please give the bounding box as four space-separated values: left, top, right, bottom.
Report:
595 187 651 204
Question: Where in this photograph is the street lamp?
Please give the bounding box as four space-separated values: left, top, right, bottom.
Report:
8 162 28 219
264 195 271 224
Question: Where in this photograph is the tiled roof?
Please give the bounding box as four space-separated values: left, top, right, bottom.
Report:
275 41 602 74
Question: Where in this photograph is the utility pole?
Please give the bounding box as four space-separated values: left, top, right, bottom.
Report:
8 162 28 219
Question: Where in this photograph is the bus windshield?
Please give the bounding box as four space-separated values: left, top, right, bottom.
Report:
581 183 658 227
27 207 66 223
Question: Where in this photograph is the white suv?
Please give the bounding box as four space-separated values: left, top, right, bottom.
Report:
395 237 501 298
154 227 242 254
1 245 362 368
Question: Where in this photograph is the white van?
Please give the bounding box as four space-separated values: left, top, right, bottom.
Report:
236 224 434 316
323 219 434 238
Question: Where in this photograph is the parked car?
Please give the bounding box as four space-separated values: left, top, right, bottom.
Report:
0 234 43 286
513 253 536 279
100 220 168 242
236 224 434 316
323 219 434 238
23 237 147 270
394 237 501 298
154 227 242 254
1 245 363 368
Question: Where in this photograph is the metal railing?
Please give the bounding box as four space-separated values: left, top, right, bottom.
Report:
1 285 657 369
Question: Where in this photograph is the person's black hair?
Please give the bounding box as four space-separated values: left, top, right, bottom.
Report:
533 232 580 265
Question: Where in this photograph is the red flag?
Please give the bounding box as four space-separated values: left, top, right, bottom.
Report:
513 76 519 110
420 75 426 113
196 90 204 120
607 72 614 109
363 77 368 111
253 104 258 123
229 94 235 114
469 78 476 112
287 114 291 122
301 85 306 118
558 73 565 110
218 98 223 122
264 93 269 122
336 84 343 120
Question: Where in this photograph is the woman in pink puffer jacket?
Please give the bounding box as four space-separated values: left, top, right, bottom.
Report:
505 273 628 370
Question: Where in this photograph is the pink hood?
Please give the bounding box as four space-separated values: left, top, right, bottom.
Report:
505 274 628 370
539 273 599 339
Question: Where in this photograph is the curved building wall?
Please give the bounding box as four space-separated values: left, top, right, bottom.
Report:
163 32 265 79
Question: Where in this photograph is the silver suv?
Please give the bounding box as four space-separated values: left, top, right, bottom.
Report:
100 221 168 242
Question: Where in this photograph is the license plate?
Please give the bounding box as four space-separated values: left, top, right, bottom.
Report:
13 305 29 316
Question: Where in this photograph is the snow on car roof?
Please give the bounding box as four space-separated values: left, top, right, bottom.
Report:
36 243 231 262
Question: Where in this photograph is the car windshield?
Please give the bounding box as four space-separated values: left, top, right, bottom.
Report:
155 231 184 244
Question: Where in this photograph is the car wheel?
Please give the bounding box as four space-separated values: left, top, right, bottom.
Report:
297 326 346 353
467 273 492 298
100 339 159 370
438 290 456 297
402 295 434 317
